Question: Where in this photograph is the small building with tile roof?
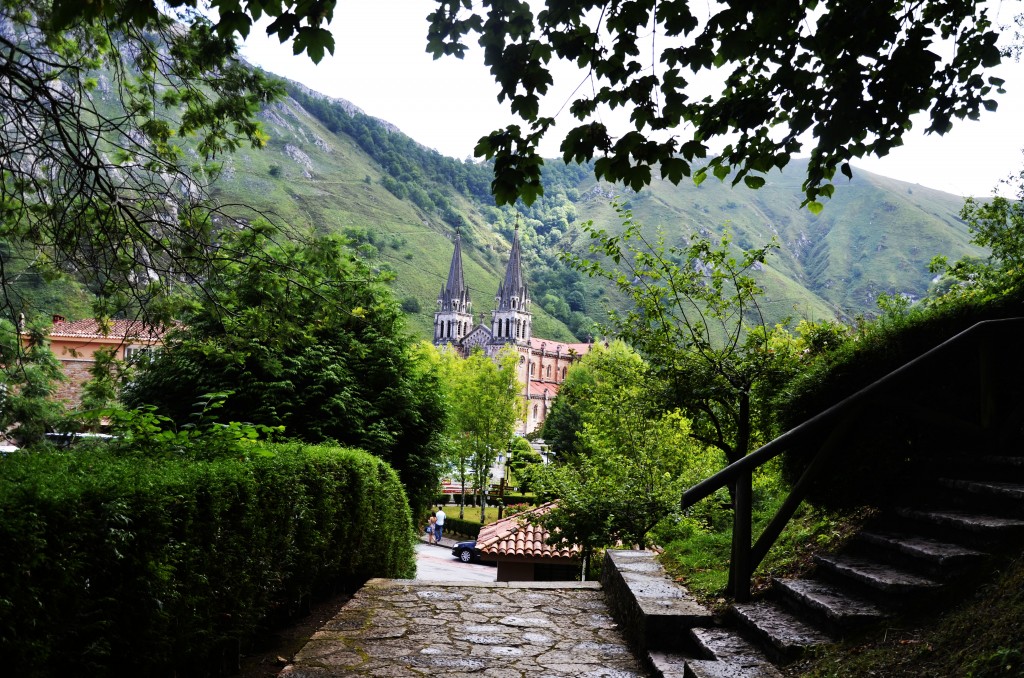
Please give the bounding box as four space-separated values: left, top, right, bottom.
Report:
433 227 591 435
39 315 169 406
476 502 582 582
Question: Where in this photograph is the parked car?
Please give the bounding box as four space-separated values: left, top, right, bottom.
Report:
452 540 483 563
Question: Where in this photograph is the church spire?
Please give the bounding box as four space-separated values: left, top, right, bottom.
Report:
496 224 527 311
434 229 474 347
491 222 531 346
438 229 470 313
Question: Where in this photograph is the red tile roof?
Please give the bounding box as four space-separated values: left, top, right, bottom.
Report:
527 338 592 355
48 318 169 341
528 380 560 399
476 502 581 562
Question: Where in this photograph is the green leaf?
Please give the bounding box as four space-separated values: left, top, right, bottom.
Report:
807 201 824 215
743 175 765 189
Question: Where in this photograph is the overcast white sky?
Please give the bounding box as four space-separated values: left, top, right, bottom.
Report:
240 0 1024 198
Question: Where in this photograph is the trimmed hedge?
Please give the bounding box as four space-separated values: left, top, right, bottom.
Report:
443 516 482 539
0 442 414 676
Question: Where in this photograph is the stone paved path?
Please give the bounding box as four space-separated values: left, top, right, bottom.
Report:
280 579 648 677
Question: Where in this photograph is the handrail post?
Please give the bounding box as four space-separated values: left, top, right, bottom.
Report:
978 331 995 446
731 470 753 602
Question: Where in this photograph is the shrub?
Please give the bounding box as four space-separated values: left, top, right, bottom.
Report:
0 442 414 676
443 517 482 539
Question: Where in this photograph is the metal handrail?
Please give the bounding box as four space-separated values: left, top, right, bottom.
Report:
680 316 1024 601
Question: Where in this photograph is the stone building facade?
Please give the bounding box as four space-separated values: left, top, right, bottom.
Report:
433 228 590 434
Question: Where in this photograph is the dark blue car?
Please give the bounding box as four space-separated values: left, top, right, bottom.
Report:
451 540 483 563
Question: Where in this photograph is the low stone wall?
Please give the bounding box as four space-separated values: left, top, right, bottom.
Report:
601 550 713 654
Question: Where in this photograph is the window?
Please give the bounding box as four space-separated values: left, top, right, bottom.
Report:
125 345 157 363
546 365 551 378
533 404 538 418
529 362 535 375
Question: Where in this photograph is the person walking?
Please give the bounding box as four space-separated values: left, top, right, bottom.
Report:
427 512 437 545
434 506 446 544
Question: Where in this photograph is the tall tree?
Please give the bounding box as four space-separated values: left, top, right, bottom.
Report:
566 205 801 468
122 226 446 510
427 0 1007 208
532 341 717 558
436 347 523 521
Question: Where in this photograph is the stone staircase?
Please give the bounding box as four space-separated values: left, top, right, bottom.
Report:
602 450 1024 677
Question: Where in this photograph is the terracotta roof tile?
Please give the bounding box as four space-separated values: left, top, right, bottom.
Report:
529 380 560 399
48 319 169 341
527 337 592 355
476 501 581 561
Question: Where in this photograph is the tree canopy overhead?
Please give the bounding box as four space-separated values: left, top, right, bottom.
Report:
0 0 339 330
427 0 1006 209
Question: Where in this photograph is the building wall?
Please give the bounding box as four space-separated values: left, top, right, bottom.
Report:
52 359 94 406
496 561 536 582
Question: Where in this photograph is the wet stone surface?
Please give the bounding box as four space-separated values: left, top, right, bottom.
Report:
281 579 648 677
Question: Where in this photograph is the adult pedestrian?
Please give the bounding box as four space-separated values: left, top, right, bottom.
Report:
434 506 446 544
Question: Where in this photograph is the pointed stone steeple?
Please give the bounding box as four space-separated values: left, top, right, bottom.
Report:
496 224 527 311
434 229 474 346
491 224 531 345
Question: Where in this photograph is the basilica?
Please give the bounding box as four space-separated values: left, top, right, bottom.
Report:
433 227 590 434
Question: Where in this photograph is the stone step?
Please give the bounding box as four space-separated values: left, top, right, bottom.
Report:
895 508 1024 545
688 627 783 677
774 578 888 634
685 658 784 678
647 649 689 678
940 478 1024 503
970 455 1024 479
854 530 989 578
728 600 832 663
813 553 942 597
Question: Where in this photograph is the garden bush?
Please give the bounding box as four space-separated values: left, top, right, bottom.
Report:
0 442 414 676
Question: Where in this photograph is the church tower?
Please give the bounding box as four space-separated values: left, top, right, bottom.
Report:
434 229 473 346
491 225 531 346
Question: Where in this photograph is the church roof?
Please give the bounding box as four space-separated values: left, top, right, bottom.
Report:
526 337 592 355
529 380 560 400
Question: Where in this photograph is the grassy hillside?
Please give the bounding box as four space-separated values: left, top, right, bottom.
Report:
229 79 982 338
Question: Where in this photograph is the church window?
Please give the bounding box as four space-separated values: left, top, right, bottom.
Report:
562 366 567 380
529 362 535 376
546 365 551 378
533 404 538 418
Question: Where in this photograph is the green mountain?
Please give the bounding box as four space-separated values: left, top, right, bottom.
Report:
80 72 986 341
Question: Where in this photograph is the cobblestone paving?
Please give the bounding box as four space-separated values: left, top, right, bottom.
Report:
280 579 647 677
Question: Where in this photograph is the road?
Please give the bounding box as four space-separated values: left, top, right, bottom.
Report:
413 542 496 583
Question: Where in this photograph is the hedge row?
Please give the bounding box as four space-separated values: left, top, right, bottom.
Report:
0 443 415 677
443 516 482 539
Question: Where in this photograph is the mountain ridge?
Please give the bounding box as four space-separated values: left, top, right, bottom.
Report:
70 62 987 341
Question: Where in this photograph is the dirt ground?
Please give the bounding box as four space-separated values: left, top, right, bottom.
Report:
236 591 352 678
